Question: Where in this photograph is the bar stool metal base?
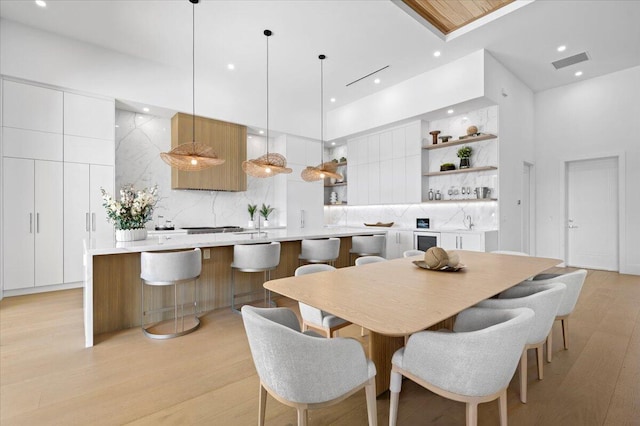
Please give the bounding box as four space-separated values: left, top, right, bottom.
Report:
142 315 200 339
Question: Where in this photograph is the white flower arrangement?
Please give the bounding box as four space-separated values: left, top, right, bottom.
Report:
101 184 158 230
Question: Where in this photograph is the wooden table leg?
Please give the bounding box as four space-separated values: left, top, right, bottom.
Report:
369 331 405 396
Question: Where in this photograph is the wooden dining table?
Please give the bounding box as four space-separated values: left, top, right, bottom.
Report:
264 250 562 395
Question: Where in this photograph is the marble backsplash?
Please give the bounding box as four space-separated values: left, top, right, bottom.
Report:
115 110 279 229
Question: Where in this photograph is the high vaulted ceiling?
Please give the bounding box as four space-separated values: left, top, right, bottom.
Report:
1 1 639 130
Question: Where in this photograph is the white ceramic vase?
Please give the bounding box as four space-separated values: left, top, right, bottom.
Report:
247 220 255 229
263 220 269 227
115 228 148 242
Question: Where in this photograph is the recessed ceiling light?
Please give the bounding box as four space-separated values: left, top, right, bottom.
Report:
330 98 336 103
259 130 264 134
142 107 149 112
248 135 253 139
227 64 235 70
462 116 468 121
374 78 381 84
35 0 46 7
433 51 441 57
331 142 336 146
557 45 567 52
447 109 454 114
137 115 144 120
575 71 583 77
115 124 119 128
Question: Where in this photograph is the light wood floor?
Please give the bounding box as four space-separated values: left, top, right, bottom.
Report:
1 268 638 425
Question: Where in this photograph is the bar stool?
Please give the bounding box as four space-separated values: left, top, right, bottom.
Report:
298 238 340 266
140 248 202 339
350 235 385 265
231 242 281 313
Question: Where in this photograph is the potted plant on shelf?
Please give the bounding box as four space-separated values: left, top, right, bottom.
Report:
440 162 456 172
101 184 158 241
259 203 275 227
457 146 472 169
247 204 257 229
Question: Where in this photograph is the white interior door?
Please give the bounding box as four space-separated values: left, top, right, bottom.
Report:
567 157 618 270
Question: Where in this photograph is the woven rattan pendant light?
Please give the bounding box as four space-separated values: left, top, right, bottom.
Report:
160 0 225 171
242 29 292 178
301 55 342 182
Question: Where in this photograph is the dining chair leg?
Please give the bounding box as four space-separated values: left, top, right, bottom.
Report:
466 402 478 426
365 378 378 426
546 331 552 363
562 318 569 349
389 369 402 426
258 384 267 426
498 389 508 426
519 350 528 403
536 345 544 380
297 408 308 426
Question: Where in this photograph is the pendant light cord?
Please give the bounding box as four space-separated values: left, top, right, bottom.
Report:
266 31 270 157
320 55 324 165
192 0 196 146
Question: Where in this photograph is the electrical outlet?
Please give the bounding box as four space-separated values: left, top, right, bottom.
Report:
203 249 210 260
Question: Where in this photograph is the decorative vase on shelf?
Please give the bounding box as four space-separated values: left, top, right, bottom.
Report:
115 228 148 242
247 220 255 229
460 158 470 169
263 220 270 228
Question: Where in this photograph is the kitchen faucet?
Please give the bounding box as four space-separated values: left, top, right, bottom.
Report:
464 215 474 230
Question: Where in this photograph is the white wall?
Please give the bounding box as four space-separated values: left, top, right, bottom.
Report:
327 50 486 140
115 110 280 228
0 19 317 140
534 66 640 274
484 52 535 252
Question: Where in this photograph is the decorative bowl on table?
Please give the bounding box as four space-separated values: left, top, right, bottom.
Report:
412 260 465 272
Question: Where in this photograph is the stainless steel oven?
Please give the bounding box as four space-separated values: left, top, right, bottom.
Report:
413 231 440 251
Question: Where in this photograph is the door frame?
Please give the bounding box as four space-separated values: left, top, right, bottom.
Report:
560 151 626 271
522 161 535 255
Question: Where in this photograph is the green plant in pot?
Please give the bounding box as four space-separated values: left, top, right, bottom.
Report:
259 203 275 227
457 146 472 169
440 162 456 171
247 203 257 228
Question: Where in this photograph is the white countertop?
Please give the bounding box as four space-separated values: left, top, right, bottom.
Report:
84 226 388 256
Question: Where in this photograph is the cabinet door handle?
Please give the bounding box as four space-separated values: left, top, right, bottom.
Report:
86 213 90 232
36 213 40 233
300 210 305 228
460 236 463 250
92 213 96 232
29 213 33 233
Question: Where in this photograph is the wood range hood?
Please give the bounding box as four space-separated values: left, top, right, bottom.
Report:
170 112 247 191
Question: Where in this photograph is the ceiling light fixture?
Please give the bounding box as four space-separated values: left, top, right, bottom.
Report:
447 109 454 114
302 55 342 183
330 97 336 103
557 45 566 52
575 71 583 77
433 51 441 57
143 107 149 112
160 0 225 171
227 63 235 70
242 30 292 178
374 78 381 84
35 0 46 7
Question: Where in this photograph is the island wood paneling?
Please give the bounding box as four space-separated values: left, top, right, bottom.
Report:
91 237 356 337
170 112 246 191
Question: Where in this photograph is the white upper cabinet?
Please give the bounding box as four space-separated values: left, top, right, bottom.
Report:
63 135 115 165
2 80 62 133
2 127 63 161
64 92 114 140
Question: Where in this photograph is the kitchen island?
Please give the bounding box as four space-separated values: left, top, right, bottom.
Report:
83 227 386 347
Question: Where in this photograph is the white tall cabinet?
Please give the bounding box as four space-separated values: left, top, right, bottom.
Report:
347 120 424 206
1 79 114 293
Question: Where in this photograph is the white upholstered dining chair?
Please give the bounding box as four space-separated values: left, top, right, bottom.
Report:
518 269 587 361
389 307 535 426
241 305 378 426
475 282 566 403
295 264 351 338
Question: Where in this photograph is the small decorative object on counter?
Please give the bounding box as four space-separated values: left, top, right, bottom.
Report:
259 203 275 227
429 130 441 145
466 125 479 136
330 191 338 204
457 146 472 169
439 135 452 143
440 163 456 171
339 156 347 163
435 190 442 200
428 188 434 200
247 203 257 228
101 184 158 241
